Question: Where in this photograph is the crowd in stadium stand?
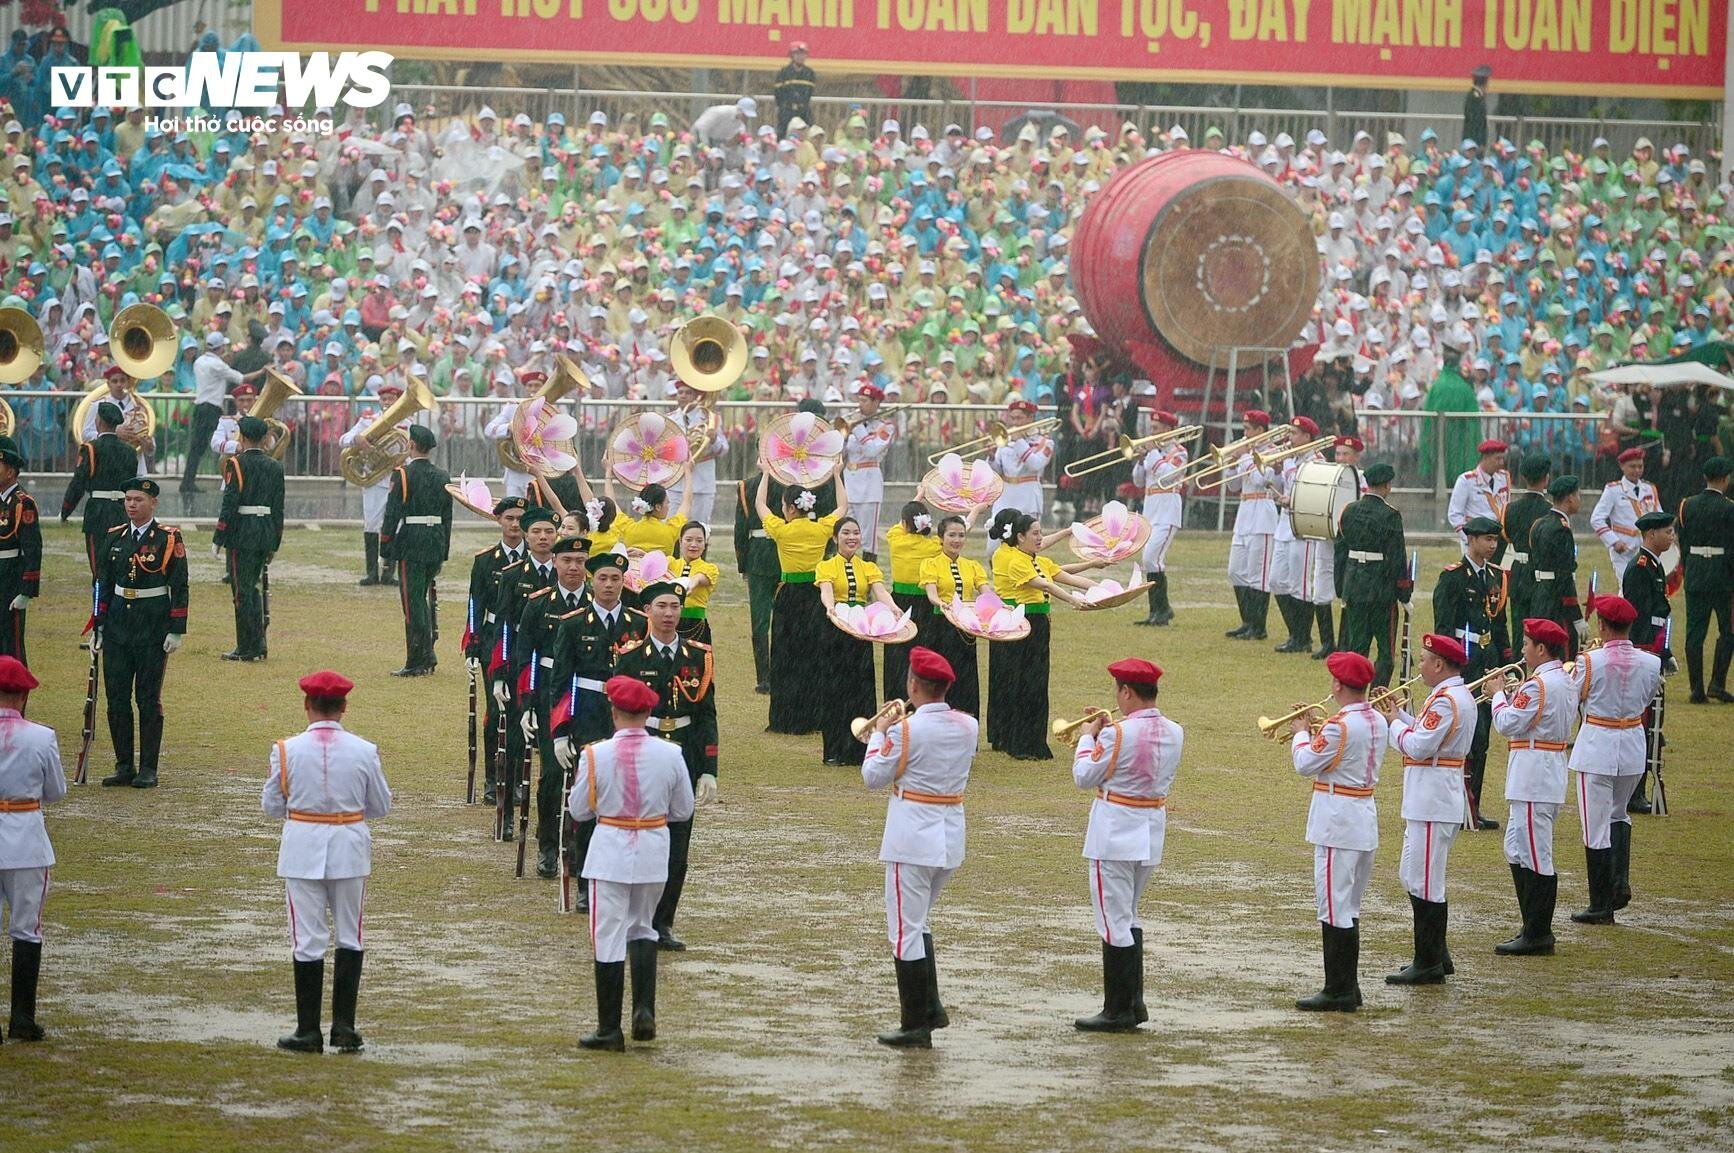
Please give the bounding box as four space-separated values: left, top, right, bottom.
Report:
0 25 1729 511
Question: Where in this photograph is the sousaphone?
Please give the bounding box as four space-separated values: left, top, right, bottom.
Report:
251 368 304 461
0 306 45 437
339 378 438 487
69 303 173 448
669 315 746 461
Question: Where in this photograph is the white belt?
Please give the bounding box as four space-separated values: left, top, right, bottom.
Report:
1507 551 1528 565
1689 546 1725 557
1652 616 1667 626
650 715 692 733
117 586 169 600
89 490 125 500
484 611 497 623
750 529 768 538
575 677 605 692
404 515 442 525
238 504 273 516
0 549 16 559
1348 550 1384 563
1533 570 1556 580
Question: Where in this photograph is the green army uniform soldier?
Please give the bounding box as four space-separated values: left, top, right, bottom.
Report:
1527 475 1587 659
213 415 285 662
1502 455 1554 649
60 400 139 575
466 496 529 804
1621 509 1677 814
1675 457 1734 703
0 435 44 663
512 535 591 878
1333 462 1413 687
490 506 561 835
379 425 451 677
1433 515 1513 830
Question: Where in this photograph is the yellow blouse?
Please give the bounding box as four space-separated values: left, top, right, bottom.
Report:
763 511 839 574
919 553 990 605
886 524 944 589
814 554 886 604
585 522 624 553
673 556 721 611
617 512 688 554
993 547 1061 606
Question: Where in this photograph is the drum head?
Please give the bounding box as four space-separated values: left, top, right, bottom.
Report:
1291 461 1360 540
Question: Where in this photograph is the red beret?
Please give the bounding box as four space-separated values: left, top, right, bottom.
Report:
519 370 548 387
1591 595 1637 626
232 382 258 397
1478 438 1508 454
1616 447 1646 464
1107 657 1162 686
1007 399 1038 414
605 674 659 713
909 645 956 686
857 384 886 401
1523 618 1569 647
0 656 38 693
104 364 130 382
1243 409 1271 427
377 382 405 396
299 670 354 698
1421 633 1469 667
1151 409 1179 426
1325 651 1375 689
1293 416 1320 437
1334 435 1364 451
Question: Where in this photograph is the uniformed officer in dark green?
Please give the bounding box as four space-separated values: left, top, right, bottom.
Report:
60 402 138 575
1333 462 1412 687
1433 515 1512 830
213 416 285 662
1676 457 1734 703
550 547 646 905
490 506 560 828
513 535 591 877
734 472 779 693
467 496 528 803
0 435 43 663
1527 475 1586 659
606 577 718 951
94 478 189 790
1502 455 1553 649
379 425 452 677
1622 509 1677 815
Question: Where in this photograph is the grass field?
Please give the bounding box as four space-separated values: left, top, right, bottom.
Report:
5 521 1732 1153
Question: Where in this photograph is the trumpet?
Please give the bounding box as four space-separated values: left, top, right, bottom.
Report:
1064 425 1201 478
1051 708 1122 745
1174 424 1295 487
850 698 909 742
1463 660 1529 701
1368 673 1427 713
929 416 1060 465
1561 636 1602 675
1256 692 1337 740
1253 435 1336 472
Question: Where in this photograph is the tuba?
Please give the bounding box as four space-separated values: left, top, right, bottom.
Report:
0 306 45 437
339 378 438 487
498 354 588 476
70 303 174 449
669 315 746 466
251 368 304 461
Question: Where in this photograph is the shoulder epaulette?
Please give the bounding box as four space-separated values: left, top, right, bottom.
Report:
473 544 496 557
687 639 712 652
160 524 180 534
1636 554 1652 567
107 523 127 533
528 586 553 599
1444 561 1463 572
501 558 526 572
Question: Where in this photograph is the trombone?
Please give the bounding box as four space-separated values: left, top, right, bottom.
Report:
834 404 905 434
1051 708 1122 746
927 416 1060 465
1175 424 1294 488
1064 425 1201 479
850 698 909 742
1253 435 1336 472
1256 691 1336 740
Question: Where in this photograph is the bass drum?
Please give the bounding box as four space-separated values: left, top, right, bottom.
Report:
1291 460 1360 541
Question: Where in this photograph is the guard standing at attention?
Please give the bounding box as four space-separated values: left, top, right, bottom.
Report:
1675 457 1734 702
60 401 137 575
0 656 65 1042
1432 516 1511 831
263 670 392 1054
1501 455 1554 648
1527 475 1587 659
465 496 528 803
379 425 452 677
733 471 778 694
213 416 285 662
862 646 976 1050
1590 447 1661 583
0 437 43 663
1289 650 1385 1013
94 478 188 790
772 41 816 136
492 506 560 831
1069 658 1180 1033
1619 509 1677 816
1334 462 1412 687
513 535 591 878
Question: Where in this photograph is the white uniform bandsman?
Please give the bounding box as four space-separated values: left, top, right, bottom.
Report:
1447 444 1512 551
1589 456 1661 582
1270 426 1335 648
1225 416 1281 637
987 401 1053 551
0 658 65 1042
667 400 727 527
842 388 894 557
567 676 696 1050
262 671 391 1053
340 382 407 583
1130 411 1186 624
484 399 531 499
862 647 976 1048
1566 602 1662 925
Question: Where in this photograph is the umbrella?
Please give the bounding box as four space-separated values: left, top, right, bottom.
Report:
1588 360 1734 392
999 110 1082 147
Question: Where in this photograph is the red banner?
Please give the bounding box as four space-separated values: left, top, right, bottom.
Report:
257 0 1725 98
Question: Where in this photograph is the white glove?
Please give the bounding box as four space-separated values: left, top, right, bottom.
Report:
492 679 510 708
163 634 182 655
695 773 717 805
1574 618 1591 644
554 736 576 771
465 656 482 674
89 628 103 653
519 709 538 742
210 543 222 559
8 594 26 611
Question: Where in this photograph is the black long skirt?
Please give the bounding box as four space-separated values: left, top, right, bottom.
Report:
769 581 824 734
819 625 876 765
882 590 926 700
989 612 1051 759
923 610 982 718
678 610 712 646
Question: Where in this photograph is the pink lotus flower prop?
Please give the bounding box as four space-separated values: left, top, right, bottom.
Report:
926 452 1003 513
454 474 495 511
834 601 912 638
1070 501 1150 564
626 549 671 593
950 589 1028 638
610 412 689 488
765 411 845 486
519 397 578 474
1082 579 1127 605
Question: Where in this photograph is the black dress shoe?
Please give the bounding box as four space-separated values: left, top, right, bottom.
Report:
132 769 158 789
222 650 263 662
1626 796 1652 815
656 930 686 952
277 1029 323 1053
1709 688 1734 703
1477 817 1500 831
357 575 380 587
754 683 770 695
100 768 136 787
390 666 432 677
1273 638 1311 654
1690 692 1710 703
578 1028 625 1052
482 783 497 805
1312 647 1335 660
536 845 557 878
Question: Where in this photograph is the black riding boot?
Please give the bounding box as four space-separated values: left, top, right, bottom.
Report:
1137 583 1161 626
1386 895 1446 985
877 957 933 1048
1712 637 1734 699
1296 922 1358 1011
1571 846 1617 924
579 961 626 1051
1226 586 1253 638
277 958 324 1052
7 940 44 1041
1273 596 1308 652
1075 943 1140 1032
330 948 365 1052
1531 870 1558 944
358 533 380 586
628 938 659 1041
1496 865 1555 955
1151 572 1173 625
922 933 948 1029
1312 603 1337 659
1687 648 1706 701
1130 926 1147 1024
1610 821 1632 910
1247 590 1270 640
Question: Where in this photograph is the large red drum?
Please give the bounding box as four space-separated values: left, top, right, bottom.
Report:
1072 151 1319 367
